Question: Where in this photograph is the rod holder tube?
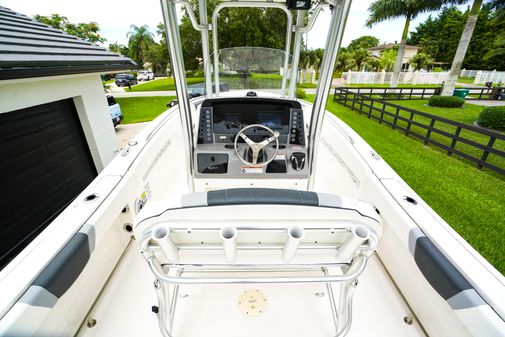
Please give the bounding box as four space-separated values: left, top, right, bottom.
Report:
335 225 369 262
282 226 305 263
220 226 237 263
152 225 179 263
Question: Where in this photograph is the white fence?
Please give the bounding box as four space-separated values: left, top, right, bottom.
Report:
474 71 505 85
460 69 480 78
342 71 448 85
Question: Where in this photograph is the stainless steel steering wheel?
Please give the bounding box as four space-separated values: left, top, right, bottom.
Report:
234 124 280 167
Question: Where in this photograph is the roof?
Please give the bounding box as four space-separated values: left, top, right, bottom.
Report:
367 43 419 51
0 6 137 80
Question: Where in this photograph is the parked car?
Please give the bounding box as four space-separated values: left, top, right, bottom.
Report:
137 70 155 81
115 73 137 87
106 94 123 127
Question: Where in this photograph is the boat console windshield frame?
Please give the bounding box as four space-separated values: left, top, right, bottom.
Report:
160 0 352 191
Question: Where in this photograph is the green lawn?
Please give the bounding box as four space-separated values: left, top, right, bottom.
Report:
347 83 442 88
126 78 205 92
336 96 505 171
116 96 176 123
298 82 318 88
392 99 484 125
457 76 476 84
127 75 317 91
307 94 505 274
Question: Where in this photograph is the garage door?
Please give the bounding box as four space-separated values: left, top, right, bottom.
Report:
0 98 97 270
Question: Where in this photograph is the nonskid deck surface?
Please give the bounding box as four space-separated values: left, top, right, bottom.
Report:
77 243 426 337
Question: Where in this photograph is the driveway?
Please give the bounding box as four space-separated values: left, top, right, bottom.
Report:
115 122 151 148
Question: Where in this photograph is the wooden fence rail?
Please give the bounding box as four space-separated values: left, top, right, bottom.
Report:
333 88 505 176
334 86 505 101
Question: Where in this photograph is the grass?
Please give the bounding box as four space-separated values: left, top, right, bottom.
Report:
126 74 318 92
347 83 442 88
392 99 484 125
336 94 505 171
307 94 505 274
116 96 176 124
126 78 205 92
298 82 318 88
457 77 476 84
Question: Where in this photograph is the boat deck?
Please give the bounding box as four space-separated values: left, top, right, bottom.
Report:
77 241 426 337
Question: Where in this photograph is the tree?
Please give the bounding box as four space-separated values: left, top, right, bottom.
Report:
442 0 505 94
409 52 434 70
127 25 155 66
352 48 373 71
109 42 129 56
34 14 105 43
484 36 505 60
176 0 290 70
442 0 483 95
299 48 324 71
366 0 465 87
379 48 398 71
347 36 380 50
145 43 170 75
408 5 505 70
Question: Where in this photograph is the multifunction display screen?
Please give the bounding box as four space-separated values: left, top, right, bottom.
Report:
212 102 291 134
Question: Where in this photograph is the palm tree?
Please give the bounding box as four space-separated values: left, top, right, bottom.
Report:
441 0 483 95
409 52 434 70
484 36 505 60
127 25 155 65
442 0 504 95
379 48 397 71
366 0 464 88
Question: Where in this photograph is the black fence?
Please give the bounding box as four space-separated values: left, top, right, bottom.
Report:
335 86 505 101
333 88 505 176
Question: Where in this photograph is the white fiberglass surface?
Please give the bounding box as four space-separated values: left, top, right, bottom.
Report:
77 243 425 337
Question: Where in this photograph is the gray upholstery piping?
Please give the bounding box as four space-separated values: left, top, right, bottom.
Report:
409 228 486 310
447 289 486 310
18 285 58 308
317 193 342 208
207 188 319 206
32 232 91 298
181 192 208 207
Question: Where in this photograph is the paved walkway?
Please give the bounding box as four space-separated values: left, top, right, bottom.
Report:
112 91 176 97
115 122 151 148
467 100 505 107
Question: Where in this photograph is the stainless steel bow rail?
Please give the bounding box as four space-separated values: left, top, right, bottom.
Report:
139 226 378 337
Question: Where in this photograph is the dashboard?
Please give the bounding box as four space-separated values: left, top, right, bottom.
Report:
194 97 308 178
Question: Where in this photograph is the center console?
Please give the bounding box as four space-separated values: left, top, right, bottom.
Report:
194 97 308 178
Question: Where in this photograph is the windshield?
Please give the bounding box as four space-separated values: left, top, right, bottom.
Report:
209 47 292 96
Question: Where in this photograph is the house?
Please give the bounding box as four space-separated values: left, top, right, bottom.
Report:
367 43 419 71
0 6 137 269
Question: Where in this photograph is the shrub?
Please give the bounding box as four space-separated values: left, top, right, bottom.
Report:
432 67 443 73
296 88 307 99
478 106 505 130
429 95 465 108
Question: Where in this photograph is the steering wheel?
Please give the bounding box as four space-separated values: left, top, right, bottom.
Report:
234 124 280 167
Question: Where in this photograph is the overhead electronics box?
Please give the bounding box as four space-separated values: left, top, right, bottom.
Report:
286 0 311 10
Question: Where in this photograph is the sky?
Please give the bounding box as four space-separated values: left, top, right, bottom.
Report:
1 0 466 49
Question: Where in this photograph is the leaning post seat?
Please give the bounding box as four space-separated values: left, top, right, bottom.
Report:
133 188 381 337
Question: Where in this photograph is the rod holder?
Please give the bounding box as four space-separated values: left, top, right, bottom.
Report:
152 225 179 263
335 225 370 262
282 226 305 263
220 226 237 263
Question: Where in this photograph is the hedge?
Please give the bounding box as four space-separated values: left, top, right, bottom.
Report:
429 95 465 108
478 106 505 130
